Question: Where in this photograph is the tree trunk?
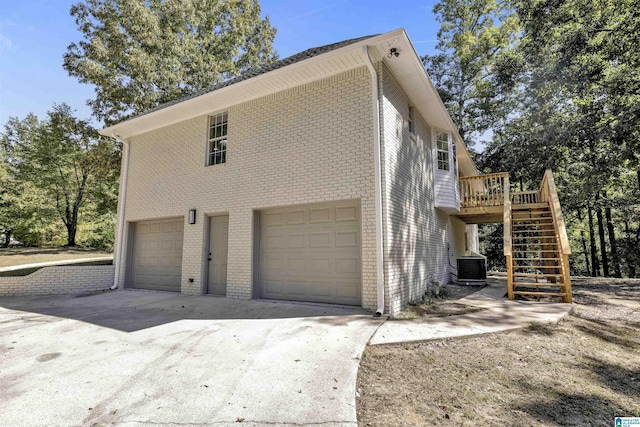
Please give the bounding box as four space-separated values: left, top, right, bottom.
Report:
604 195 621 277
596 201 609 277
588 203 600 276
576 208 591 276
625 221 636 277
66 222 77 246
2 229 12 248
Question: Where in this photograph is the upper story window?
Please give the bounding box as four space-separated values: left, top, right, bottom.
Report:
451 138 458 177
435 131 450 171
408 106 416 136
207 112 228 166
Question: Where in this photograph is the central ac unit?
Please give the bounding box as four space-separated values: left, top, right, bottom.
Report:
457 257 487 284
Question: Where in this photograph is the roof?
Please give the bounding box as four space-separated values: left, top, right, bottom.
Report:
134 34 378 120
100 28 477 176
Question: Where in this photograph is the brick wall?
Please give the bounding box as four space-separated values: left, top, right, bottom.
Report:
0 266 115 297
379 64 466 314
118 67 379 310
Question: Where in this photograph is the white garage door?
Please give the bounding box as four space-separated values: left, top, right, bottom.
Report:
132 218 184 292
259 202 361 305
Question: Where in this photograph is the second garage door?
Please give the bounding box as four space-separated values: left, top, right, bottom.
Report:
259 202 361 305
132 218 184 292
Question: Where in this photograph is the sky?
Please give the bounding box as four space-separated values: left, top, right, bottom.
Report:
0 0 442 126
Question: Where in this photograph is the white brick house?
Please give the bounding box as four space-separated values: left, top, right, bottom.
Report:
100 29 479 315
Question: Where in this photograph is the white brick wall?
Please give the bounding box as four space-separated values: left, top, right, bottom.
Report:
0 266 115 297
118 67 379 310
379 64 466 314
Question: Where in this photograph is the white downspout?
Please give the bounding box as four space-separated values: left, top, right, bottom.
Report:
361 46 385 317
111 133 130 290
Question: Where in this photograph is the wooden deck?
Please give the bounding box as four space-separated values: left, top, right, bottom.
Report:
454 170 572 303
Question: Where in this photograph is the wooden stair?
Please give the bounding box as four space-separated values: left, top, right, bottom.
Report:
508 203 571 301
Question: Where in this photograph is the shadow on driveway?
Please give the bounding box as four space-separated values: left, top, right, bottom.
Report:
0 290 382 426
0 289 373 333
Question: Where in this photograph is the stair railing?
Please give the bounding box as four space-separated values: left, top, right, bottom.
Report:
503 174 514 299
538 169 572 303
511 191 540 205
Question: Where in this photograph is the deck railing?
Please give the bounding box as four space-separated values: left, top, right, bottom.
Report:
459 172 509 208
457 169 571 302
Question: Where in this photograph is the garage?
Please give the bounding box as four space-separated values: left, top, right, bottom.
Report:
259 202 361 305
132 218 184 292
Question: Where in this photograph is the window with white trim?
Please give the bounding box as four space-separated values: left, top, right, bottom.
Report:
435 131 450 171
408 106 416 136
207 112 228 166
452 138 458 176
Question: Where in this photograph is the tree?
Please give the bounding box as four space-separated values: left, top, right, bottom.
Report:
2 104 120 246
0 115 54 247
63 0 278 124
422 0 520 147
478 0 640 277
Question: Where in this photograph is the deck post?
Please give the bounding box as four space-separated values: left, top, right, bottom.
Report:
503 175 513 299
562 254 572 303
507 255 514 300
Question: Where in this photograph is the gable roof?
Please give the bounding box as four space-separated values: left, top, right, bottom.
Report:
135 35 378 120
100 28 477 176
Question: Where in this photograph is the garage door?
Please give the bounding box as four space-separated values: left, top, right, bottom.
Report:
132 218 184 292
259 202 361 305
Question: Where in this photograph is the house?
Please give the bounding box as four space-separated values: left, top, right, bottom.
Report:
100 28 572 316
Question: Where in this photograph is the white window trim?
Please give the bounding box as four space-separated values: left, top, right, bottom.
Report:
433 129 453 173
206 111 228 167
408 105 417 142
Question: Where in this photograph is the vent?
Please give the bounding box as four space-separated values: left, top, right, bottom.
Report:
457 257 487 281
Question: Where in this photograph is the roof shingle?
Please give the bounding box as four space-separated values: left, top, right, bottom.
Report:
134 34 378 120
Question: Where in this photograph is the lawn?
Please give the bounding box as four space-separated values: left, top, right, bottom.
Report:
0 247 113 269
357 277 640 426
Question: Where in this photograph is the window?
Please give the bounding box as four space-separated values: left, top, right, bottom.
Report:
207 112 228 166
435 131 450 171
408 106 416 136
451 138 458 176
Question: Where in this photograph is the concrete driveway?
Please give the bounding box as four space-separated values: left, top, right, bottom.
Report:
0 290 382 426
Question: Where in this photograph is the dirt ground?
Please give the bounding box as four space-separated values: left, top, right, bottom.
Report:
0 247 112 268
394 284 486 319
357 277 640 426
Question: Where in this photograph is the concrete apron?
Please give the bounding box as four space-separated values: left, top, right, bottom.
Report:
370 282 575 346
0 291 383 427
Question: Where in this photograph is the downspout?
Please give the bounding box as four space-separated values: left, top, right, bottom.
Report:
361 46 385 317
111 132 130 290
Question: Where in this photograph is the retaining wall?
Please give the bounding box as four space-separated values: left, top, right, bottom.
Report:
0 265 115 297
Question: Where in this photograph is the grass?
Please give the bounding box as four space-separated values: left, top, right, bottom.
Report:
357 277 640 426
0 259 113 277
0 247 113 269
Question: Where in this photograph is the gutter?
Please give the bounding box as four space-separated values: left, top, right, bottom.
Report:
111 133 130 290
361 46 385 317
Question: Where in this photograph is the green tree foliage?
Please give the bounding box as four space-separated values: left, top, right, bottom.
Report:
1 105 120 247
0 115 55 247
475 0 639 276
63 0 278 124
422 0 520 147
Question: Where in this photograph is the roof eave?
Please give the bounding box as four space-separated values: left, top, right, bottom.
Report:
100 29 406 139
